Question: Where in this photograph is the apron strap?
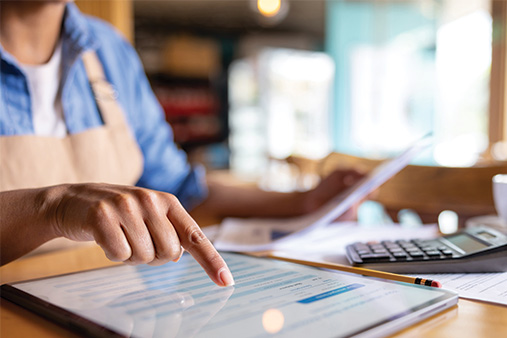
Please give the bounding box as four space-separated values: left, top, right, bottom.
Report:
81 51 125 127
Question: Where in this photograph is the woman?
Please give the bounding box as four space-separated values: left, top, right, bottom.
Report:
0 1 362 287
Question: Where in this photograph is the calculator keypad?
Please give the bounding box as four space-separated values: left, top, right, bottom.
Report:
349 239 459 263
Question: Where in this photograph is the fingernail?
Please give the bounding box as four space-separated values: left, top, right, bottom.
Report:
218 267 235 286
172 247 184 262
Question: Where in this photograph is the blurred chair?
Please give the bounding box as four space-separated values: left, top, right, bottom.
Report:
287 153 507 226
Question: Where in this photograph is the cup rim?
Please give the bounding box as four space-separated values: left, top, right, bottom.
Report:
493 174 507 184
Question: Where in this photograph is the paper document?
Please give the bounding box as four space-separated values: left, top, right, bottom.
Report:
413 272 507 306
214 135 432 252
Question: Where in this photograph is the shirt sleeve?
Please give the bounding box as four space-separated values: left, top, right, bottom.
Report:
96 26 208 210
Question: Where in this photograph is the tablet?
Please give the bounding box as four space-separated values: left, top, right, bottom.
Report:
1 252 457 338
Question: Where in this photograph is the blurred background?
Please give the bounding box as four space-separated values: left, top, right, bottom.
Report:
76 0 507 227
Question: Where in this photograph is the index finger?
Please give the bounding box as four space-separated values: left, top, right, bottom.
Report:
166 197 234 287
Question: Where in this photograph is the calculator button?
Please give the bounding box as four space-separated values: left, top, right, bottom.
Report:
356 250 371 255
425 251 441 258
421 247 438 252
354 243 369 250
359 254 392 262
392 253 409 260
396 240 412 246
384 245 401 250
381 240 396 246
408 251 424 257
441 250 454 256
359 252 383 257
388 248 404 253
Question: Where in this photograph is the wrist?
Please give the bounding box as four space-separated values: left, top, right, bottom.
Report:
35 184 70 239
297 190 320 215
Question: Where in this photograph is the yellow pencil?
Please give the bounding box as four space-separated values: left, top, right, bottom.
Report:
267 254 442 288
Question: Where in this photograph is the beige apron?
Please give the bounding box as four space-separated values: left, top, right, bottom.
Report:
0 51 144 255
0 51 144 191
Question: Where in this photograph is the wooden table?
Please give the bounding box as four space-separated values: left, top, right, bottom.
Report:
1 244 506 337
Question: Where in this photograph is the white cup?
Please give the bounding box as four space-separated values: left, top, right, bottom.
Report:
492 174 507 224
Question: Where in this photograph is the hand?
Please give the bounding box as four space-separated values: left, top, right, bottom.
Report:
46 183 234 287
302 169 365 215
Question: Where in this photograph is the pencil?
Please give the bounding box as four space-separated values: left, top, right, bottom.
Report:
267 254 442 288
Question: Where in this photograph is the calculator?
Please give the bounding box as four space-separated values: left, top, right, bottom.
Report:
345 226 507 273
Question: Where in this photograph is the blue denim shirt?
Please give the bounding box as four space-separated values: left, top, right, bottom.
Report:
0 3 207 209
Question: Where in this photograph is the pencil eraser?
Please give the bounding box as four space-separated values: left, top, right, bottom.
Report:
431 280 442 288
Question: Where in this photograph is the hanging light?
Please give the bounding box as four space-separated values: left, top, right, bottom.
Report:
250 0 289 26
257 0 281 17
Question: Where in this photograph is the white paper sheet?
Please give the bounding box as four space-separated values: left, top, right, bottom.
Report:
412 272 507 306
214 136 432 252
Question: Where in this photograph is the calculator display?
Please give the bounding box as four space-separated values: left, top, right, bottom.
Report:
444 234 489 254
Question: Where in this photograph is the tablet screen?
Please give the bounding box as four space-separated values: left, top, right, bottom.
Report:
2 253 456 338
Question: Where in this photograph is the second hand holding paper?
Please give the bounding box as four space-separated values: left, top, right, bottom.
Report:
214 136 432 252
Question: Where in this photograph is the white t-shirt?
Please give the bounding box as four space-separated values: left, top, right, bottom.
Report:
19 42 67 138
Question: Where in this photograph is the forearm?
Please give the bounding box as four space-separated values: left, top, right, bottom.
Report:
0 187 60 265
190 169 364 221
191 180 311 219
